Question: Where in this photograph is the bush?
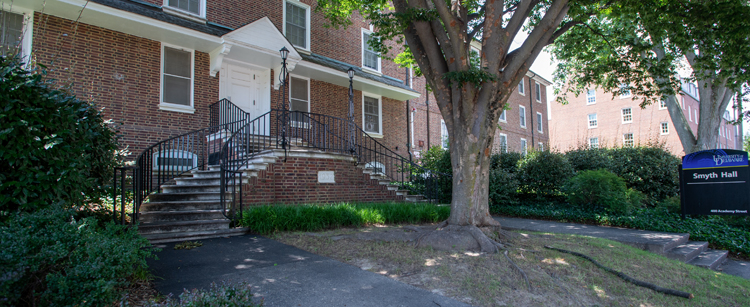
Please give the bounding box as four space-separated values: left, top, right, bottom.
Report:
517 150 575 198
490 152 524 173
0 208 154 306
0 56 120 214
149 282 262 307
565 147 614 172
563 169 641 214
608 147 680 204
488 168 519 209
240 202 450 234
413 146 452 203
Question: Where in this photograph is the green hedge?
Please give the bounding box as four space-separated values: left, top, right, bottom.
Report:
239 202 450 234
492 204 750 258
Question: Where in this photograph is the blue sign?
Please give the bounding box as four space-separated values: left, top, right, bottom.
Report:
682 149 748 170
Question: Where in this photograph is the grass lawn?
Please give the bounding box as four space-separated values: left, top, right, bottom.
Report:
274 225 750 307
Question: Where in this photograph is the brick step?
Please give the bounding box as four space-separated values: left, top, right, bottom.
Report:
140 200 225 212
139 210 226 223
138 219 231 235
687 249 728 270
664 241 708 262
144 227 249 244
148 192 227 202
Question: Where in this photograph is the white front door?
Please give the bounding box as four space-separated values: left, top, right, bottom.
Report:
219 62 271 135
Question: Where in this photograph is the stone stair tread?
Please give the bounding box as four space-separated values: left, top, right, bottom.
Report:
665 241 708 262
141 209 224 215
143 228 249 244
687 249 728 270
140 219 230 227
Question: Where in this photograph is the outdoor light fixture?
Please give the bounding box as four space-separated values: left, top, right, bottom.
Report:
348 67 355 79
279 46 289 61
348 67 356 155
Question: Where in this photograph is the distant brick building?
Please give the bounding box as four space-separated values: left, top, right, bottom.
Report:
550 80 742 156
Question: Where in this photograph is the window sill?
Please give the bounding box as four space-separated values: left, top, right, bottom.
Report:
361 67 382 76
162 6 207 24
519 92 525 96
296 48 311 55
364 132 383 139
160 103 196 114
588 126 597 129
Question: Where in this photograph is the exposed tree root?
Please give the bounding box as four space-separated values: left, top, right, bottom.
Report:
544 246 694 299
411 221 508 253
504 250 532 292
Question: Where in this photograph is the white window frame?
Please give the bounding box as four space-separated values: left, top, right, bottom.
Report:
589 137 599 149
163 0 206 19
520 138 528 155
586 89 596 105
660 122 669 135
681 97 685 109
659 98 667 109
1 6 34 62
518 78 525 95
694 109 698 123
288 74 311 127
588 113 598 128
619 83 631 98
688 105 692 122
159 43 195 113
440 119 449 149
538 142 544 151
535 82 541 102
623 133 634 147
519 105 527 128
152 150 198 171
498 133 508 153
361 28 381 74
536 112 543 133
362 92 383 137
622 107 632 123
283 0 311 51
498 109 507 122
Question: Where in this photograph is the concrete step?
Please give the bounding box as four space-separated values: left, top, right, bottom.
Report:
144 227 249 244
162 184 222 193
378 179 391 185
191 169 222 178
395 190 409 196
386 185 400 191
139 210 226 223
664 241 708 262
687 249 728 270
405 195 425 202
138 219 230 235
174 176 248 186
140 200 224 212
148 192 226 202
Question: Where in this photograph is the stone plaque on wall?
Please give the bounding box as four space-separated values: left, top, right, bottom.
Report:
318 171 335 183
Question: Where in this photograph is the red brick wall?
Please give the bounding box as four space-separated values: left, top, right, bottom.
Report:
32 13 219 159
242 154 404 204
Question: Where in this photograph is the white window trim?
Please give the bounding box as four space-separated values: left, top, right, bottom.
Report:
659 99 667 110
283 0 311 52
536 112 543 133
518 78 525 95
660 122 669 135
159 43 195 113
361 28 382 74
498 109 507 123
688 105 692 122
588 113 598 129
619 84 632 99
535 82 541 102
288 74 311 128
162 0 207 20
589 137 599 149
538 142 544 151
441 119 449 149
621 107 633 124
520 138 528 155
498 133 508 153
152 149 198 171
623 133 634 147
2 6 34 62
362 92 383 137
586 89 596 105
519 105 527 128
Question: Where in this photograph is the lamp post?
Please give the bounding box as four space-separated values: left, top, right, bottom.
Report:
279 47 290 158
347 67 356 156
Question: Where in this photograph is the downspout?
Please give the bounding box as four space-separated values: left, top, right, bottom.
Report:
528 72 536 148
426 87 431 149
406 67 412 164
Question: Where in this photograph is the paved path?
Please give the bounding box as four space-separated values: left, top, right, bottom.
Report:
148 235 471 307
494 216 750 280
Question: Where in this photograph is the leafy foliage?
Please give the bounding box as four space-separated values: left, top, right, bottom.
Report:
0 56 120 214
0 207 154 306
517 150 575 197
488 168 519 208
149 282 262 307
563 169 642 214
239 202 450 234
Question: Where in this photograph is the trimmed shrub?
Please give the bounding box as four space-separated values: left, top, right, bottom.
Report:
0 208 154 306
490 152 524 173
565 147 614 172
608 147 680 204
563 169 641 214
413 146 452 203
517 150 575 198
0 56 120 214
488 168 519 208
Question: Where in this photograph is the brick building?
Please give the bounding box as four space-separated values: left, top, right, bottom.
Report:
549 80 742 156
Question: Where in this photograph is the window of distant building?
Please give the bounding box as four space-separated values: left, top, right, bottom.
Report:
589 137 599 149
441 119 449 149
519 105 526 128
289 76 310 125
623 133 634 147
0 8 33 61
499 109 507 122
520 138 527 155
586 89 596 105
160 44 194 113
538 142 544 151
363 93 382 136
518 78 525 95
619 83 631 98
284 0 310 50
164 0 206 18
498 134 508 153
659 99 667 109
588 113 598 128
362 28 381 72
537 112 543 133
660 122 669 135
622 107 632 123
535 82 541 102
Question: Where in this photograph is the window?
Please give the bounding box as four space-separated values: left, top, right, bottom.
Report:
284 0 309 49
659 99 667 109
536 112 543 133
498 134 508 153
363 94 382 135
362 29 380 72
289 76 310 124
586 89 596 104
520 138 527 155
498 109 507 122
623 133 634 147
588 113 598 128
660 122 669 135
165 0 205 17
518 78 525 95
619 83 631 98
519 106 526 128
535 82 541 102
589 137 599 149
1 9 33 60
622 108 632 123
160 44 194 112
152 150 198 171
694 109 698 123
538 142 544 151
688 106 692 122
440 120 449 149
681 97 685 109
